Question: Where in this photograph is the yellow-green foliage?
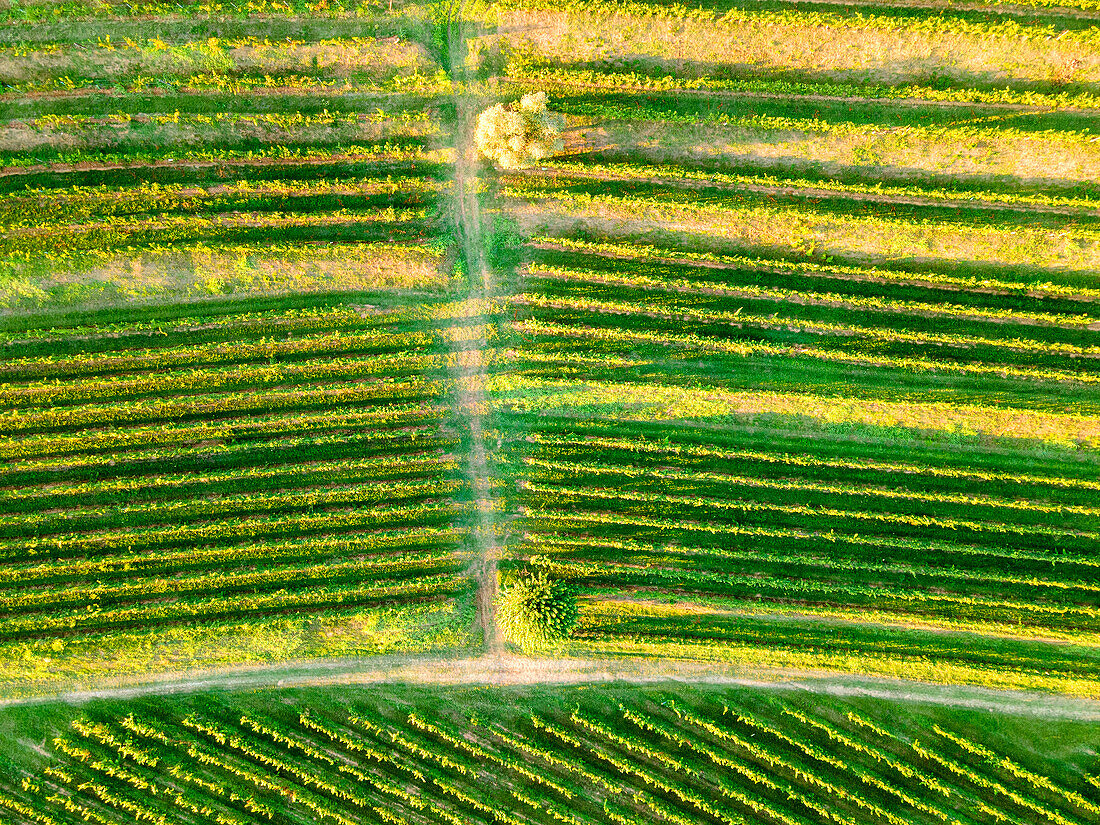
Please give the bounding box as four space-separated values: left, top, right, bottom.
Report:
474 92 565 170
495 570 577 651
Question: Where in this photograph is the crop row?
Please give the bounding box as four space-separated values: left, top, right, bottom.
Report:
506 184 1100 280
511 320 1099 393
0 452 453 511
530 97 1100 155
523 481 1099 555
0 347 444 406
0 351 444 408
0 298 434 351
0 327 438 381
514 416 1100 493
523 242 1100 344
510 292 1100 367
532 534 1098 602
522 457 1100 528
0 425 450 488
0 377 441 435
4 69 453 98
0 140 439 172
536 555 1100 632
11 691 1096 825
578 603 1100 683
2 175 443 229
529 159 1100 217
1 207 432 263
522 431 1100 494
0 526 466 587
503 67 1100 112
523 261 1099 333
529 235 1100 304
0 500 466 561
0 402 447 463
492 0 1100 43
0 476 458 541
24 106 434 127
0 570 469 641
522 509 1100 574
0 553 462 614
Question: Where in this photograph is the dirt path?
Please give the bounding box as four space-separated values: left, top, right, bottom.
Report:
3 654 1099 720
444 2 504 658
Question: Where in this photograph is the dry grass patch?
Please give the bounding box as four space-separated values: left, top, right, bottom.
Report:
499 8 1100 89
508 193 1100 272
591 118 1100 190
0 243 447 311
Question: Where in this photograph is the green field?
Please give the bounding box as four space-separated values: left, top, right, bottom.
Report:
0 0 1097 818
3 684 1100 825
0 295 483 689
476 0 1100 696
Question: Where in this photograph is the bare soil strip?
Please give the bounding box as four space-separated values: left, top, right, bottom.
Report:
3 654 1099 720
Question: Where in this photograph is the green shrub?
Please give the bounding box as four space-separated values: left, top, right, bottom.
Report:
495 570 577 652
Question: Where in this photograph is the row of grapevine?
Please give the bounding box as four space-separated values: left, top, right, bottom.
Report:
0 285 479 681
3 687 1095 825
490 29 1100 683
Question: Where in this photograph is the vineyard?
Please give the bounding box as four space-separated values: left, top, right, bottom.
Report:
0 0 1099 816
1 684 1099 825
0 0 487 689
0 296 483 687
472 0 1100 695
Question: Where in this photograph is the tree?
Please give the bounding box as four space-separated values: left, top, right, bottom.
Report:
495 569 578 653
474 92 565 170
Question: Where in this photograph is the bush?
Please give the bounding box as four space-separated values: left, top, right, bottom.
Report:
474 92 565 170
495 570 577 652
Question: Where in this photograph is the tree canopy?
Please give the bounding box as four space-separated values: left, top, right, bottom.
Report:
474 92 566 170
495 569 578 652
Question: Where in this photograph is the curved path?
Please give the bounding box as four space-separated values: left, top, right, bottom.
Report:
2 653 1100 721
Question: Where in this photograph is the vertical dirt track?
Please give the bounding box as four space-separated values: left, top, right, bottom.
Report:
444 3 505 659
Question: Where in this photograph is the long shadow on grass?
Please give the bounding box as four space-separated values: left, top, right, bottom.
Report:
522 58 1100 117
0 159 450 194
0 91 452 122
